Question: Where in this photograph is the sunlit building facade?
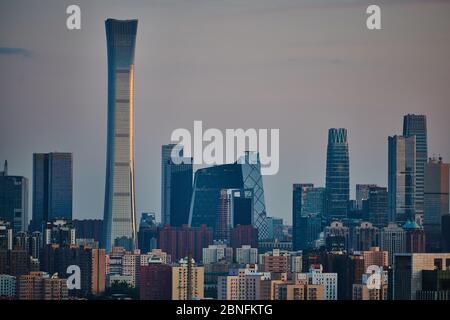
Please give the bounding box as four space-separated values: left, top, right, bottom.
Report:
103 19 138 253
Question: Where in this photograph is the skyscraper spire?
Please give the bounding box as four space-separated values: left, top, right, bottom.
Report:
325 128 350 220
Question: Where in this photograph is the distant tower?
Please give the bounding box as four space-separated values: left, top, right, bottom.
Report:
102 19 138 253
325 128 350 220
161 144 193 227
403 114 427 220
32 153 72 232
0 162 29 233
423 157 449 252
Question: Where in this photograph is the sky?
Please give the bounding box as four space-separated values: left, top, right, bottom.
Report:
0 0 449 225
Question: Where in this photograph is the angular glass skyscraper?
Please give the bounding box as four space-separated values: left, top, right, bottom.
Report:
403 114 427 218
189 152 269 240
388 135 416 224
325 128 350 220
103 19 138 253
31 153 72 232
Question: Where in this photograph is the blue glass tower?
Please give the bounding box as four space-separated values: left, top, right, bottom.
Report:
388 135 416 224
325 128 350 220
103 19 138 253
161 144 193 227
0 161 29 233
292 184 325 251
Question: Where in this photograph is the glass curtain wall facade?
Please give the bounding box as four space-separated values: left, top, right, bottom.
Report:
325 128 350 220
403 114 428 218
102 19 138 253
388 135 416 225
32 153 72 232
161 144 193 227
189 152 269 240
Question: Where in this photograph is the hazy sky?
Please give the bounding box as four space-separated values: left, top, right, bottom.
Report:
1 0 449 224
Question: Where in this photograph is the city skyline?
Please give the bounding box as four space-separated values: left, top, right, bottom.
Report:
1 0 450 225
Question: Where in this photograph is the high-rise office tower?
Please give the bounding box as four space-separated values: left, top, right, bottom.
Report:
189 152 269 240
292 184 324 251
356 184 378 210
161 144 193 227
388 135 416 224
32 152 72 232
0 161 29 233
423 157 449 252
403 114 428 219
103 19 138 253
325 128 350 220
366 186 388 228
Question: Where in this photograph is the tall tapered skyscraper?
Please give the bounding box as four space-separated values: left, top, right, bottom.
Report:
403 114 427 219
102 19 138 253
325 128 350 220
